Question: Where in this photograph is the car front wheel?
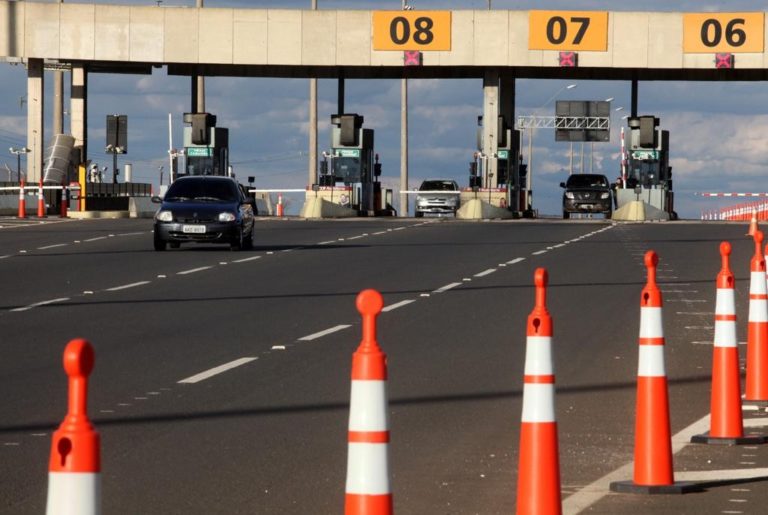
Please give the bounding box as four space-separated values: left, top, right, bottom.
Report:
153 233 167 251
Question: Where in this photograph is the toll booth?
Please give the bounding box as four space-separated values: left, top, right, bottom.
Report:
468 115 522 213
181 113 229 177
318 114 393 216
617 116 676 219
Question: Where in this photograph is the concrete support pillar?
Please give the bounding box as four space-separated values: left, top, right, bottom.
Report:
27 58 44 183
70 64 87 165
482 69 499 188
309 78 317 187
53 71 64 136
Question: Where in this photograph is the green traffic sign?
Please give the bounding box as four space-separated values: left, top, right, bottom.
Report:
497 150 509 159
186 147 212 157
334 149 360 158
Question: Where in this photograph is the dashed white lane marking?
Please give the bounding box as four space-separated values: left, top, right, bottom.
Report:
393 227 406 231
233 256 261 263
347 235 364 240
117 232 145 237
507 257 525 265
106 281 151 292
0 255 10 259
382 299 416 312
666 299 707 303
298 324 352 341
37 243 67 250
318 240 336 245
177 266 212 275
474 269 496 278
84 236 107 242
178 357 258 384
434 282 462 293
372 231 387 235
11 297 69 312
532 250 547 255
677 312 711 316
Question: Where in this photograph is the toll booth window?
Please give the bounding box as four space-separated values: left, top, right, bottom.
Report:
187 156 215 176
334 157 361 184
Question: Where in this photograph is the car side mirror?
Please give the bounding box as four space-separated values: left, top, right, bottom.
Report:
151 195 163 203
559 182 566 188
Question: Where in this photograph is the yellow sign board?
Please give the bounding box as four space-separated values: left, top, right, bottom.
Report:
683 13 764 53
372 11 451 51
529 11 608 51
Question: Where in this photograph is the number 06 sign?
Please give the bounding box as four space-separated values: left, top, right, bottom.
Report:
373 11 451 51
683 13 764 53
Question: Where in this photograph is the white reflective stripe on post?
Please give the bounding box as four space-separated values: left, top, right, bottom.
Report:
523 336 554 376
714 320 738 348
46 472 101 515
345 443 390 494
751 271 767 295
639 307 663 339
638 345 666 377
349 380 388 432
715 288 736 316
749 299 768 322
521 383 556 423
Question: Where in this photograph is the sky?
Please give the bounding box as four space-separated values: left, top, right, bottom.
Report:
2 0 768 218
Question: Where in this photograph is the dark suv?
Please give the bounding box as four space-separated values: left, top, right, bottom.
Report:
560 174 612 219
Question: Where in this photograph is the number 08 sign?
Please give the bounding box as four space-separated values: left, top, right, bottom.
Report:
373 11 451 51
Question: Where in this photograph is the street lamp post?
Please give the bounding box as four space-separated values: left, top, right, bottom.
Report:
9 147 30 181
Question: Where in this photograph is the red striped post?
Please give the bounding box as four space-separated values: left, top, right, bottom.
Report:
746 231 768 401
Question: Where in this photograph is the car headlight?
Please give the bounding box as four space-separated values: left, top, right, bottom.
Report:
416 197 428 206
156 210 173 222
600 192 610 199
565 192 575 199
218 212 236 222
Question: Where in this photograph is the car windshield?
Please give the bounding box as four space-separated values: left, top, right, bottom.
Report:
165 179 240 202
566 175 609 188
420 180 457 191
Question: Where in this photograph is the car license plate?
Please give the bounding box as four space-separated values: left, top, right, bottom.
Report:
182 224 206 234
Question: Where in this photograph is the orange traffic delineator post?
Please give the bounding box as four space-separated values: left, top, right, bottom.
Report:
45 338 101 515
610 251 696 494
17 179 26 218
37 180 46 218
345 289 392 515
60 185 68 218
692 242 766 445
748 208 759 236
745 231 768 401
516 268 562 515
276 193 284 217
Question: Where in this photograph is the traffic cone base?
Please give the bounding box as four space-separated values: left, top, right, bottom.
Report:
609 480 698 495
690 432 767 445
517 422 561 515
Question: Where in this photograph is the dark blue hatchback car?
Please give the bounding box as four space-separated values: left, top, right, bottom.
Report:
152 176 255 251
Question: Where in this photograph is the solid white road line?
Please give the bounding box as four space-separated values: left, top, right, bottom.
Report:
434 282 462 293
177 266 212 275
565 414 713 514
298 324 352 341
37 243 67 250
11 297 70 312
382 299 416 312
105 281 151 292
675 468 768 482
474 269 496 278
178 357 258 384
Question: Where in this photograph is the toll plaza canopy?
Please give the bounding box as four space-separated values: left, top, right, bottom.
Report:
3 2 768 80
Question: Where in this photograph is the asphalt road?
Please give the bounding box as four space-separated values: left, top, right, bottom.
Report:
0 216 767 514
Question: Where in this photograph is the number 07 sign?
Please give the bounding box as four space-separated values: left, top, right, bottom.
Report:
528 11 608 51
372 11 452 51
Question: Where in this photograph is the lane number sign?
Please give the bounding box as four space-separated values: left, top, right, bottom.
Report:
683 13 764 53
529 11 608 51
372 11 451 51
